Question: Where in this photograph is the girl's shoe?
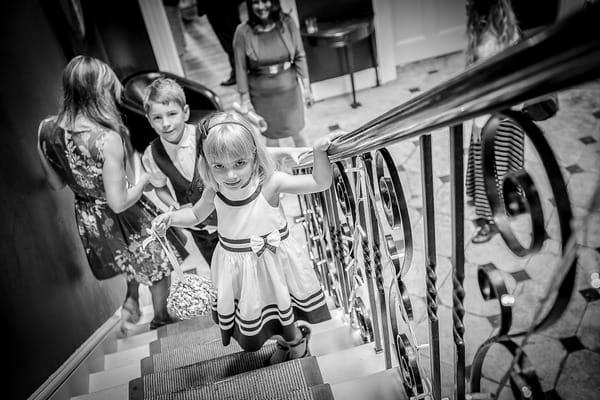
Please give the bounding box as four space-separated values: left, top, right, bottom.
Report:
472 221 498 244
267 325 312 365
267 341 290 366
288 325 312 360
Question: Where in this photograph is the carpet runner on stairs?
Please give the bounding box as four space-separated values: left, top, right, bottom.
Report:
150 325 221 354
130 356 326 400
131 342 278 398
142 337 277 374
155 315 215 339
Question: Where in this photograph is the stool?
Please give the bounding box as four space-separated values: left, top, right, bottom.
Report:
302 17 380 108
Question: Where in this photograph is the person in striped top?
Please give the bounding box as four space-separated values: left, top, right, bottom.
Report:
465 0 525 243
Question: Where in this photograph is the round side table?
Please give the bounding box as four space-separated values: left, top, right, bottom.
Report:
302 17 380 108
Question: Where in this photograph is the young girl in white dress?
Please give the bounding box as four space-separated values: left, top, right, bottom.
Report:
153 111 336 364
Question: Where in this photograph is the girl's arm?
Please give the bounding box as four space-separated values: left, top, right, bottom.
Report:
152 188 215 235
270 134 338 196
103 131 150 213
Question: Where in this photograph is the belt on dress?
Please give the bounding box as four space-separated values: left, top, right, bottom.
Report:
218 224 289 256
250 61 292 76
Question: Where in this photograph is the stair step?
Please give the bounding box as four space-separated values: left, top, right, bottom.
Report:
275 384 335 400
116 329 158 352
130 342 279 398
104 344 150 370
71 384 128 400
102 324 361 374
89 363 140 393
150 308 346 354
155 314 215 338
142 338 251 374
317 342 399 385
150 324 222 354
130 356 324 400
330 367 409 400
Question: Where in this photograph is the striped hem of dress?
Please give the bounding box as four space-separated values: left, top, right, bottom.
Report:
212 290 331 351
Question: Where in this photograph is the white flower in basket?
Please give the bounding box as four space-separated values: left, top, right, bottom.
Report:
167 272 216 320
144 229 217 320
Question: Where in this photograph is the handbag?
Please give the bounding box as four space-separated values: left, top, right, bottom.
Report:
144 229 217 320
522 93 559 121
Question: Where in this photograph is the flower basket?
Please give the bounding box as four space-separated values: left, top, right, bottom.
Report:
167 273 216 320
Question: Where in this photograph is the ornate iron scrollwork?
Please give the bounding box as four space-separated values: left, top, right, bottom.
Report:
481 111 572 257
470 111 578 400
375 148 413 277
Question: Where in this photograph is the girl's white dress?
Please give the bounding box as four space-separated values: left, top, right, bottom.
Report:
211 179 330 351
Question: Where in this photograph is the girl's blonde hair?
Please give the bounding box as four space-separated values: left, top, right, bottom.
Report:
197 112 275 191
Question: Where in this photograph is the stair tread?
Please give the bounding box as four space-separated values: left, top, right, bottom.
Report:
317 342 399 385
151 308 346 354
100 324 361 375
105 344 149 370
89 362 140 393
116 329 158 352
330 367 409 400
130 356 324 400
132 342 279 397
71 384 128 400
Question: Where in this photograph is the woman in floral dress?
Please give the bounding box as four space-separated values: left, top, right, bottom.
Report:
37 56 186 332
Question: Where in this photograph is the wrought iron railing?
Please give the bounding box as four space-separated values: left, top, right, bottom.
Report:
293 4 600 400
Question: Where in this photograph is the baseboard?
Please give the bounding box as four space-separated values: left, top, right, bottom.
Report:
29 312 122 400
311 68 381 102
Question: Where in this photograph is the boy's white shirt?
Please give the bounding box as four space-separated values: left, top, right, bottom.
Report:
142 123 196 188
142 123 217 232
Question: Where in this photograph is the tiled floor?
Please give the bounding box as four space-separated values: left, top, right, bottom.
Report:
175 17 600 398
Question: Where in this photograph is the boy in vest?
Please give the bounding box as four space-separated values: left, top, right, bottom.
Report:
142 78 307 265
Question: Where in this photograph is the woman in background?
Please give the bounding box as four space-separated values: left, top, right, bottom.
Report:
234 0 312 147
37 56 186 332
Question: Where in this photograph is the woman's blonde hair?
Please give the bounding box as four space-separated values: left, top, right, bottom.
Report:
57 55 133 156
465 0 521 66
197 111 275 191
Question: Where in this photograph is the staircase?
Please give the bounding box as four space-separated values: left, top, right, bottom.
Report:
70 302 408 400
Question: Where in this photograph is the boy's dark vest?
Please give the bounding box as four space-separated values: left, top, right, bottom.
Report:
150 127 217 227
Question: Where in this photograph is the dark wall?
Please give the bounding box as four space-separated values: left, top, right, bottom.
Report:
294 0 375 83
0 1 156 398
512 0 560 32
46 0 158 80
83 0 158 80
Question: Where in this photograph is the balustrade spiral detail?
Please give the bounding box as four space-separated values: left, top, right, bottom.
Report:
470 111 577 399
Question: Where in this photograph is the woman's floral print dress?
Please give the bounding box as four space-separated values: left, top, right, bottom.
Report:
38 117 186 284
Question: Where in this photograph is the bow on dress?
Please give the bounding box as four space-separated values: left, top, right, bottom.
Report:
250 230 281 256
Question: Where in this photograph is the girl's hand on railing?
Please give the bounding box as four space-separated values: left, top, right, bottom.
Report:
152 213 172 237
313 131 345 152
